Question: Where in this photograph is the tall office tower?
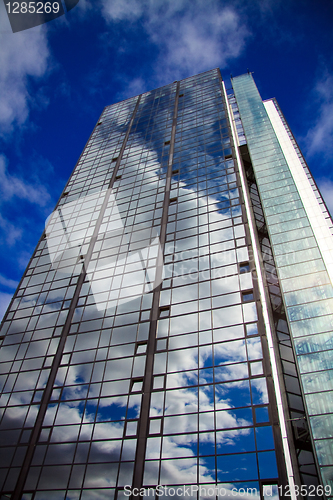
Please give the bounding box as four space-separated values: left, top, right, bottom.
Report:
0 69 333 500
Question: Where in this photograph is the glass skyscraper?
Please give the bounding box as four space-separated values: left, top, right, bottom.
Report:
1 69 333 500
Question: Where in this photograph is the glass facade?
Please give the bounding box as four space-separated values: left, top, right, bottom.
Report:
0 69 332 500
232 73 333 497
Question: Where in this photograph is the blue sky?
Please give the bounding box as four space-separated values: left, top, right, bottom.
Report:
0 0 333 319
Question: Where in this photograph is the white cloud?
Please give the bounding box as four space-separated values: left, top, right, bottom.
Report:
0 154 51 206
100 0 250 82
116 77 148 100
305 73 333 160
0 213 23 246
0 273 18 289
0 291 13 321
317 178 333 217
151 6 249 80
0 20 51 135
17 250 34 270
101 0 144 21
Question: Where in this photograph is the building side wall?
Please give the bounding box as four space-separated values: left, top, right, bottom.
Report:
233 73 333 495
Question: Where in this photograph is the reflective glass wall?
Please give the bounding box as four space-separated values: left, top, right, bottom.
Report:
0 70 290 500
232 73 333 497
142 71 285 495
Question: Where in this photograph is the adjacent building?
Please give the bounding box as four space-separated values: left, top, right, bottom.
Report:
0 69 333 500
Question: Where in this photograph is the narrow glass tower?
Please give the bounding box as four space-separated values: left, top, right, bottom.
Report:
0 69 332 500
